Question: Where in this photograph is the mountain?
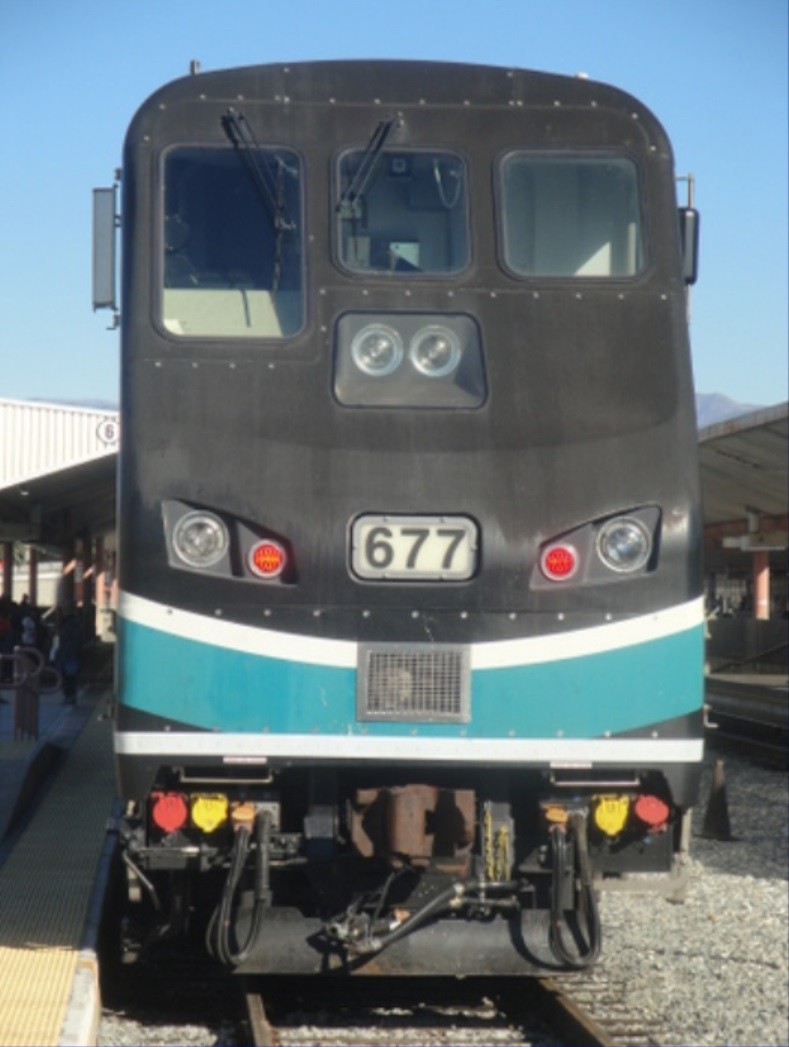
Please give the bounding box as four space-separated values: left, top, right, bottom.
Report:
695 393 762 429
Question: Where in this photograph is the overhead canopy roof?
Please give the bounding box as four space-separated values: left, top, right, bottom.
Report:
0 399 118 549
698 402 788 526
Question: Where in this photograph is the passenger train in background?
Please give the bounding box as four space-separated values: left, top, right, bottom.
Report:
93 60 703 974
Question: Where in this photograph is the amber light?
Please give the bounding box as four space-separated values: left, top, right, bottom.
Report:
248 539 287 579
540 543 578 581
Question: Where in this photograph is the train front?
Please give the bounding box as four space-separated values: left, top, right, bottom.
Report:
112 61 704 974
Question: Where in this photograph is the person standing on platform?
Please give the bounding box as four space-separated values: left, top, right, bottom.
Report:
57 606 83 704
0 597 16 684
20 597 38 649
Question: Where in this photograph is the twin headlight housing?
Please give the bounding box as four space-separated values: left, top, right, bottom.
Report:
535 507 660 587
336 313 486 408
350 323 463 380
165 502 289 581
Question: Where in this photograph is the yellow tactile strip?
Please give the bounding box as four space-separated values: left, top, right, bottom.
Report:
0 698 115 1047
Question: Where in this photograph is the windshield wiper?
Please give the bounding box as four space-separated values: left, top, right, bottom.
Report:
337 116 401 220
222 107 296 234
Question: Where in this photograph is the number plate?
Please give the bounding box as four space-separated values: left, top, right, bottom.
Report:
351 515 478 581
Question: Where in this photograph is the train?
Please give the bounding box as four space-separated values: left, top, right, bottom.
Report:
94 59 704 975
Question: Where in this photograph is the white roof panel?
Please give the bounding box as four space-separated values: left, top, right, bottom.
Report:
0 398 119 490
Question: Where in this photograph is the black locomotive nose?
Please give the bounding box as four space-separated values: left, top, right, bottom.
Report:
111 58 704 977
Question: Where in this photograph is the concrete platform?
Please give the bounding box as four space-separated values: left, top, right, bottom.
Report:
0 651 116 1047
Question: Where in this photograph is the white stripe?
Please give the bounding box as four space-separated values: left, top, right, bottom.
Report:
119 591 703 671
115 730 703 765
119 590 357 668
470 597 704 669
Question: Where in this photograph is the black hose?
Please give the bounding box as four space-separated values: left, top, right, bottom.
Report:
571 809 601 965
206 809 272 967
255 808 272 907
206 823 250 965
548 813 601 969
354 881 465 955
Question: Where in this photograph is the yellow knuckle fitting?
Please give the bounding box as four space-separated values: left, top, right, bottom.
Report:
593 795 630 837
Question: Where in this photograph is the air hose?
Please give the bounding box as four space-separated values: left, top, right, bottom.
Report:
548 809 602 969
206 808 272 967
351 881 465 955
329 878 520 958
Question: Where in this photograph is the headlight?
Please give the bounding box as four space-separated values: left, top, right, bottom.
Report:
409 325 461 377
596 516 652 573
172 511 229 568
350 324 404 376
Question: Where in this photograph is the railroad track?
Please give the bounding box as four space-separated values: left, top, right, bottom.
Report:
100 865 669 1047
241 976 546 1046
541 971 667 1046
244 981 275 1046
101 928 667 1046
241 972 668 1046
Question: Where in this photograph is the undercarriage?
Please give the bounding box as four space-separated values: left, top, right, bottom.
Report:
118 763 690 975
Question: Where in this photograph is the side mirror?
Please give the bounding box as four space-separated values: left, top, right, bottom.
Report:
678 207 700 286
92 186 118 311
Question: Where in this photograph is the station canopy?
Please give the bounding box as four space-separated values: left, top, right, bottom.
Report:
698 401 788 575
0 399 118 551
698 402 788 526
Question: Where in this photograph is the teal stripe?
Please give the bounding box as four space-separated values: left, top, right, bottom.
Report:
472 628 703 736
119 616 355 734
118 617 703 738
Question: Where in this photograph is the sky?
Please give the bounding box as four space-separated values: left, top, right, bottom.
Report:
0 0 786 409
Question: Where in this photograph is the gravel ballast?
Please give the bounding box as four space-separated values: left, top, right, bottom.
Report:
592 749 788 1046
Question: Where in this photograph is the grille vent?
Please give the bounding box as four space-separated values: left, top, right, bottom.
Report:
358 644 470 723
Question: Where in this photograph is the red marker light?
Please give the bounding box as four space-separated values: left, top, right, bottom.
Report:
248 540 287 579
540 544 578 581
634 794 670 831
151 791 189 833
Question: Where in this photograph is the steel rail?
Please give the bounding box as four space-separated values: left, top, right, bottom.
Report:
243 981 278 1047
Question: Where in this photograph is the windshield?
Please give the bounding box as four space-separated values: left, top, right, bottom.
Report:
500 155 644 278
337 150 469 275
162 146 303 338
